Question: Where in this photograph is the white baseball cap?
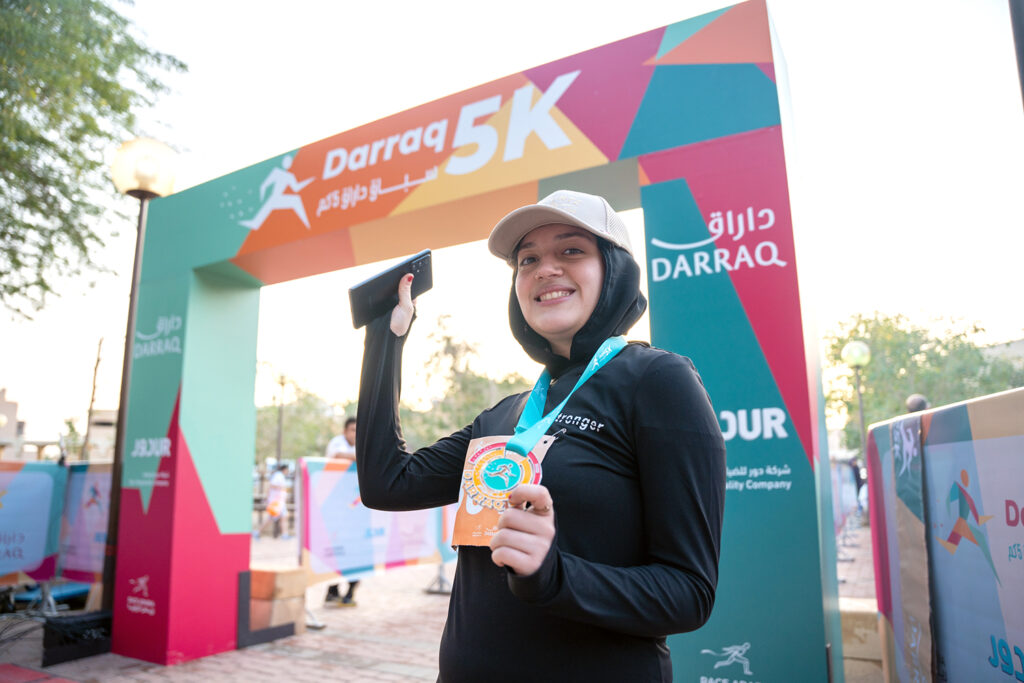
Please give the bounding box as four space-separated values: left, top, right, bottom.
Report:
488 190 633 262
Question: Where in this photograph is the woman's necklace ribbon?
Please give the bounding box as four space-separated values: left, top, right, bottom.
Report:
504 336 627 456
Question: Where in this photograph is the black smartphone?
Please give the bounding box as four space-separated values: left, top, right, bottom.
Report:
349 249 432 328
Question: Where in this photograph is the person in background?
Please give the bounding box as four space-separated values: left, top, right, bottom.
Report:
254 463 290 539
326 416 357 459
324 417 359 606
905 394 930 413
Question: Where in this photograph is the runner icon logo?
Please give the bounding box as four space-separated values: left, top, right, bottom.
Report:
700 641 753 676
129 575 149 597
126 574 157 616
462 442 542 511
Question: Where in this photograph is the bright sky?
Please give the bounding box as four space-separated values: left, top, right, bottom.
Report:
3 0 1023 442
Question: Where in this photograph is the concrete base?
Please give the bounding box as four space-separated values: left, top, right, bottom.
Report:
844 657 884 683
841 597 883 683
250 596 306 635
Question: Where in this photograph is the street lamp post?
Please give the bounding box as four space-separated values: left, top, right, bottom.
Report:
841 340 872 456
103 138 176 612
276 374 286 464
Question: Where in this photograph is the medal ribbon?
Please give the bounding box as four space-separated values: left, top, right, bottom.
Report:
505 336 627 456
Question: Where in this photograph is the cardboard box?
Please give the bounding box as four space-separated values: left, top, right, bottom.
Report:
250 596 306 635
840 597 882 662
249 567 308 600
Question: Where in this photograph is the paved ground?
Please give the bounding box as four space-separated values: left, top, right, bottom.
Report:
1 522 878 682
835 518 876 600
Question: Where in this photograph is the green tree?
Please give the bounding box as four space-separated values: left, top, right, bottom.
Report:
399 317 533 450
1 0 185 316
253 318 532 462
826 312 1024 452
61 417 83 459
255 386 347 465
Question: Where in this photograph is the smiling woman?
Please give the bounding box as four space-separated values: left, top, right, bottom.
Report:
512 224 604 357
354 189 728 682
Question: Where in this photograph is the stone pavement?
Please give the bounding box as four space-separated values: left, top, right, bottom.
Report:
1 525 881 682
835 518 876 600
1 535 452 683
835 520 884 683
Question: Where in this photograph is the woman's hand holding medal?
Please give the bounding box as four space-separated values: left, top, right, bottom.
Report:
489 484 556 576
390 273 416 336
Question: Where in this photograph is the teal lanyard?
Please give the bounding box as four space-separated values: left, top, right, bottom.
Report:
505 336 627 456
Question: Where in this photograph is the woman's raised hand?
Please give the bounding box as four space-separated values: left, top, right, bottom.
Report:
390 273 416 337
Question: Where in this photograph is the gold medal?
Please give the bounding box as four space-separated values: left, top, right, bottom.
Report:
462 441 543 511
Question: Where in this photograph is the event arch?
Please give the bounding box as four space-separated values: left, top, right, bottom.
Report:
112 1 842 679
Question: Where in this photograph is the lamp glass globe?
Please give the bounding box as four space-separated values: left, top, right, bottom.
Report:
841 340 871 369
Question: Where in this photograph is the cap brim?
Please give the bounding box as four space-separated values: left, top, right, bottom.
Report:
487 204 595 261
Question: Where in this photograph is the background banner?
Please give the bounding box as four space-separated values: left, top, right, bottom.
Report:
869 388 1024 682
118 0 840 671
644 134 834 680
923 390 1024 682
60 462 112 582
299 458 449 580
0 461 67 584
867 415 932 683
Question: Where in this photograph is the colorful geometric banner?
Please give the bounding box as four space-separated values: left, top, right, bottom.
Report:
0 461 67 584
869 388 1024 682
139 2 788 292
644 130 835 680
59 462 112 582
116 1 840 671
112 395 250 665
867 415 933 683
923 389 1024 682
299 458 451 580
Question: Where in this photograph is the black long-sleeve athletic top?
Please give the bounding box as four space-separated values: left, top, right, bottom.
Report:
356 241 726 682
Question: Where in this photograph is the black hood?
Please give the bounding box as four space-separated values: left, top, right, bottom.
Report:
508 239 647 377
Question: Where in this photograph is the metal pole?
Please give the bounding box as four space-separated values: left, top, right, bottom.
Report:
81 337 104 461
276 375 285 463
102 193 154 612
853 366 868 456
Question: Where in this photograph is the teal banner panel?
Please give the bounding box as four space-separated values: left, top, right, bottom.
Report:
641 144 834 681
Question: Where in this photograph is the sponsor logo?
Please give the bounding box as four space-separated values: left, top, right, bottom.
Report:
239 70 581 230
129 575 149 597
936 469 1000 584
130 437 171 459
988 634 1024 675
1005 500 1023 563
701 641 755 679
719 407 787 441
320 70 579 181
0 530 26 561
126 574 156 616
134 314 182 359
725 465 793 493
241 155 315 230
84 484 104 511
1005 499 1023 527
650 205 787 282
